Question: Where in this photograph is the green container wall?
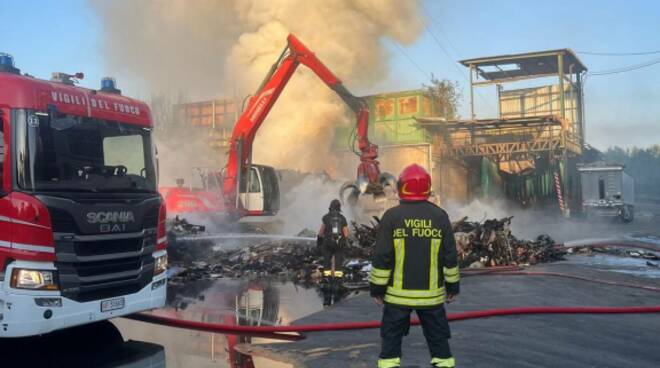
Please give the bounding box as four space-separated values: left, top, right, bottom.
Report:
480 158 503 198
503 167 557 205
333 89 432 149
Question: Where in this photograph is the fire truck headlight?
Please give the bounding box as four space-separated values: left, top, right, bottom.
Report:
154 254 168 276
11 269 59 290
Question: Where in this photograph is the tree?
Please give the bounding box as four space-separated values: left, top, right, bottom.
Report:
603 145 660 197
423 75 461 120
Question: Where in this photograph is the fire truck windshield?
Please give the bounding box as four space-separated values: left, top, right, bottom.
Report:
14 109 157 193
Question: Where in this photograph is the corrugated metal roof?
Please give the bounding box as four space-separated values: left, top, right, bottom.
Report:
460 49 587 81
415 115 563 132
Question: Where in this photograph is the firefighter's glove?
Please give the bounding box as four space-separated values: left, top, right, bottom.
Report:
370 284 387 299
445 281 460 303
316 235 323 247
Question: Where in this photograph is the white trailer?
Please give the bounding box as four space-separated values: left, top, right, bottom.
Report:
578 164 635 222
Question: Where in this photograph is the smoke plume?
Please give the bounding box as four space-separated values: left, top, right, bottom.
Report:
88 0 424 174
276 175 351 235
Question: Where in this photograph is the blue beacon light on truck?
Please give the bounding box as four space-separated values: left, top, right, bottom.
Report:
0 53 20 74
0 53 14 66
100 77 121 94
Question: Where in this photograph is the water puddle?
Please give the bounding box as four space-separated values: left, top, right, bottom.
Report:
114 278 345 367
567 254 660 279
626 234 660 246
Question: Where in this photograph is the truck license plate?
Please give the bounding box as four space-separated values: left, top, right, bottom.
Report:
101 297 125 312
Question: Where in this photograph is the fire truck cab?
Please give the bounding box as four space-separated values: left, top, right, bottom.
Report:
0 54 167 337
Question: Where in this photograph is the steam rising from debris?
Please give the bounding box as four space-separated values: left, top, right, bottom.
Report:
89 0 423 174
445 199 652 244
277 175 352 235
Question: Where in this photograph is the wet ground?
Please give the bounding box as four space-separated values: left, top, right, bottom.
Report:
2 253 658 368
2 229 659 368
569 253 660 278
113 278 346 368
0 277 340 368
248 257 660 368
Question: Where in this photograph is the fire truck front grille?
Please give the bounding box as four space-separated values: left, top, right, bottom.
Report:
57 254 154 303
49 208 79 233
54 232 156 303
74 257 143 277
75 283 145 303
74 237 144 257
38 194 163 303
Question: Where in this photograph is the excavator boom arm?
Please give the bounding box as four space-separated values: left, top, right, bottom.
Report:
223 34 380 209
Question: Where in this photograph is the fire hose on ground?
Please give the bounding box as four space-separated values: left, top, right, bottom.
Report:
126 305 660 342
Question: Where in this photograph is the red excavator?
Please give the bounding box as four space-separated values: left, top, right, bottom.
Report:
162 34 395 220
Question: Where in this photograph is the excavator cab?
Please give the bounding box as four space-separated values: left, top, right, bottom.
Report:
239 165 280 216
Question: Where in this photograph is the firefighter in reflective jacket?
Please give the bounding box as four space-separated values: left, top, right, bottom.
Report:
318 199 349 278
370 164 460 368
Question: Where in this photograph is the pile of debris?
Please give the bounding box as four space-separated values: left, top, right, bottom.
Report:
168 233 371 285
350 216 565 268
168 215 564 285
169 216 206 235
168 240 320 284
452 216 564 268
350 217 380 259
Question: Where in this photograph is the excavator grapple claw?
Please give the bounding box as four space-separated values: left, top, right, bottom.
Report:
340 172 398 207
340 181 360 206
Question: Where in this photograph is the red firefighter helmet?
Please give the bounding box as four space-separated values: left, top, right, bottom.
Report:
398 164 431 201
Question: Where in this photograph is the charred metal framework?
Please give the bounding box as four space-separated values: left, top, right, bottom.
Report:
463 49 588 125
417 116 581 163
174 98 241 149
418 49 587 162
417 49 588 212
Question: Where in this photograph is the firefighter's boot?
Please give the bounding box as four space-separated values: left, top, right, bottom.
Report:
430 357 455 368
377 357 400 368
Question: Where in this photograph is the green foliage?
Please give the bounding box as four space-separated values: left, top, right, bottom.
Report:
423 75 461 120
602 145 660 197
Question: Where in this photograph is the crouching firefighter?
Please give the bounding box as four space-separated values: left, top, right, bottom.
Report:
317 199 349 280
369 164 460 368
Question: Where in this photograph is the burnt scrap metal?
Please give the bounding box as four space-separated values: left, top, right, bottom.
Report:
350 216 381 259
352 215 565 268
168 240 320 283
167 215 565 286
452 216 564 267
167 228 372 286
170 216 206 235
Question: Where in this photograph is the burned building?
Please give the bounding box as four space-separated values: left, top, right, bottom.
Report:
332 89 435 183
174 98 241 151
417 49 588 214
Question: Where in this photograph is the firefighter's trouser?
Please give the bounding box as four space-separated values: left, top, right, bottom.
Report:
378 304 454 368
322 239 345 277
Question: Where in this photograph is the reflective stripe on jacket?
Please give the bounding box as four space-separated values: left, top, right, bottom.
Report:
369 201 459 308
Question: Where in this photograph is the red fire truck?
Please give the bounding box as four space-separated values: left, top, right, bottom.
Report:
0 54 167 337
